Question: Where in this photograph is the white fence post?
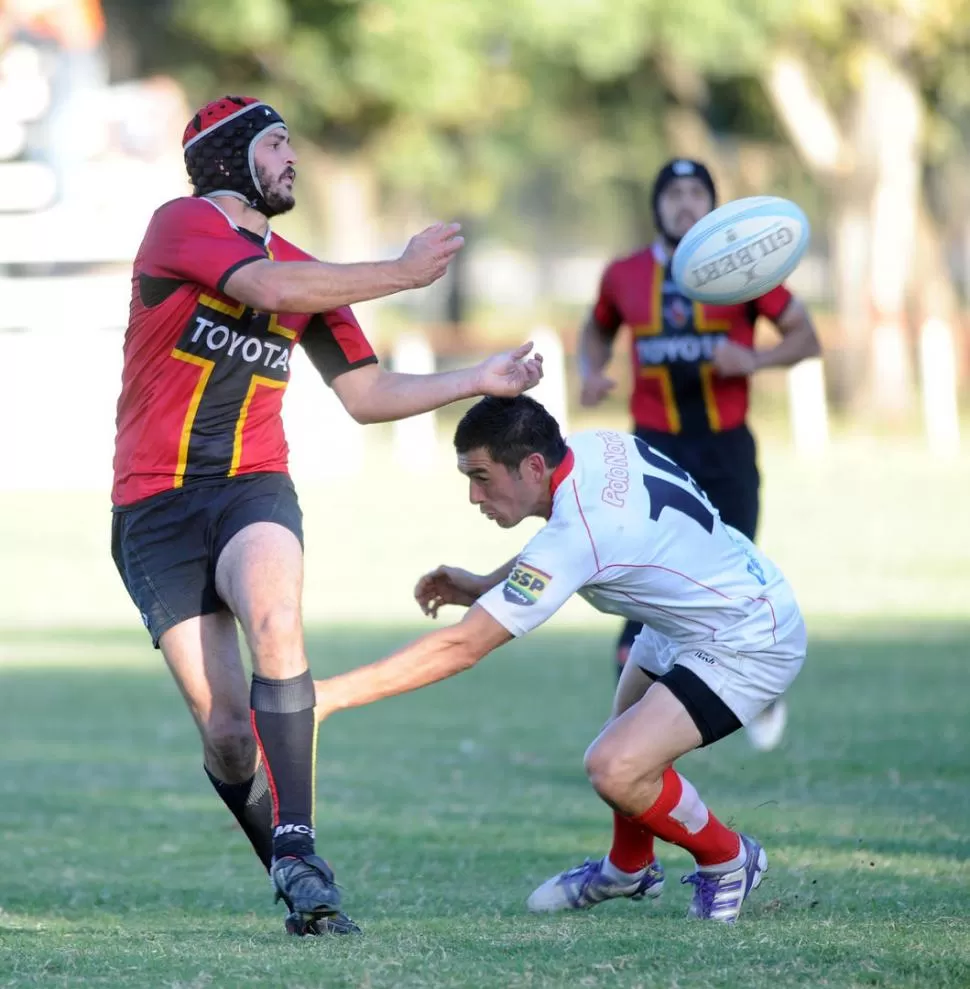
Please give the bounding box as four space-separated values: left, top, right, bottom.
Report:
528 325 569 435
284 348 365 481
786 357 829 457
919 318 960 458
392 332 438 471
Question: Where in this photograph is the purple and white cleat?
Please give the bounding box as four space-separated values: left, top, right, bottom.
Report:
681 834 767 924
527 857 665 913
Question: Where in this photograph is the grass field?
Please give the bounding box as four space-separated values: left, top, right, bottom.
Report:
2 620 969 988
2 429 970 988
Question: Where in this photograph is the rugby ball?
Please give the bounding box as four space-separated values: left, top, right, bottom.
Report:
671 196 810 305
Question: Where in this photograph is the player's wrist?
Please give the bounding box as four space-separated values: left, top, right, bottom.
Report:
467 361 491 398
750 348 771 372
386 257 419 291
473 575 494 596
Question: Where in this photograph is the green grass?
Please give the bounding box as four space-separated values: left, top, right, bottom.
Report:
2 619 969 988
2 429 970 986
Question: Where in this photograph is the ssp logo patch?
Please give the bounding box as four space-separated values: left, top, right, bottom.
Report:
503 563 550 606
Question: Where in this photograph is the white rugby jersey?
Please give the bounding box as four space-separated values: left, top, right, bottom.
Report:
477 429 803 656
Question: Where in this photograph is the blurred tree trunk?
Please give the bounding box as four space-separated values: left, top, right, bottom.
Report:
293 145 387 340
765 52 864 409
856 47 919 419
656 57 739 202
764 48 930 418
444 213 471 329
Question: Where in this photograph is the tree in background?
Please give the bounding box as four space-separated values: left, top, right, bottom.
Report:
764 0 970 418
101 0 970 415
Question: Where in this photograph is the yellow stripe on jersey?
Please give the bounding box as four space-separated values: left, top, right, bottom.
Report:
699 362 722 432
229 374 287 477
170 350 216 488
694 305 731 431
198 293 247 319
693 303 731 333
267 313 295 340
639 366 681 434
631 261 666 337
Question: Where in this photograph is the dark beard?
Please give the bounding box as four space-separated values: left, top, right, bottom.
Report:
256 166 296 217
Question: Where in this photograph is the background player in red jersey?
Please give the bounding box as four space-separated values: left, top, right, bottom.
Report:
110 95 543 937
577 158 820 751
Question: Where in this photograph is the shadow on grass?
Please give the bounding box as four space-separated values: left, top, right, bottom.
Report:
2 618 968 936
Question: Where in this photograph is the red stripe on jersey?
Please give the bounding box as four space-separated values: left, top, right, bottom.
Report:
549 449 575 498
571 480 602 571
613 590 719 634
597 563 779 645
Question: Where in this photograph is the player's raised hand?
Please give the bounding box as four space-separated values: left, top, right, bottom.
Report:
475 342 544 398
415 565 485 618
398 222 465 288
579 369 616 406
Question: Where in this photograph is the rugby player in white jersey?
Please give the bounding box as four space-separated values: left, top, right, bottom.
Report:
312 395 807 923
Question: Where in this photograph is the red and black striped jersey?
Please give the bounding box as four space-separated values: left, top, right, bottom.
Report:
593 244 792 434
112 197 377 506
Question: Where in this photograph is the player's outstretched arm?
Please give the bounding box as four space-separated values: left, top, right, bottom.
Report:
754 297 822 370
330 343 543 424
223 223 464 313
415 558 517 619
578 312 617 407
313 605 512 723
712 298 821 377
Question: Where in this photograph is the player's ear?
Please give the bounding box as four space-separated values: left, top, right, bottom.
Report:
524 452 546 482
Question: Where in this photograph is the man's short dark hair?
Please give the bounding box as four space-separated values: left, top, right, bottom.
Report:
453 396 568 472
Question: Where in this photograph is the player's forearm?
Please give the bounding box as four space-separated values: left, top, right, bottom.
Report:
482 557 517 590
351 367 481 424
231 259 413 313
578 315 613 378
314 628 478 720
754 322 822 371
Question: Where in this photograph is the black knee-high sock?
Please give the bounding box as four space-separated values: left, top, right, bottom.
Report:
205 763 274 871
250 670 317 861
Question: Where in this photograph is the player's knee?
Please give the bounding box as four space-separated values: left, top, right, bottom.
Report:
245 602 302 663
203 715 257 779
584 739 637 804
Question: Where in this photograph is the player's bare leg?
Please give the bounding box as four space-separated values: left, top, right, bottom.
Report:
216 521 356 935
159 611 357 934
161 614 275 873
585 682 766 923
611 658 652 718
528 662 666 913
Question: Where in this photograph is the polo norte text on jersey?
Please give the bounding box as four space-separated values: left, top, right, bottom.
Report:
598 430 631 507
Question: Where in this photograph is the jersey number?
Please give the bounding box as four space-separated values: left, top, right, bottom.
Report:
634 438 714 533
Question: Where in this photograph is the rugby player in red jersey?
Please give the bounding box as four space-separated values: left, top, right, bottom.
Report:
578 158 820 750
111 96 543 936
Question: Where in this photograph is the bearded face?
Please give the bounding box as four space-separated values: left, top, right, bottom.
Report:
253 129 297 217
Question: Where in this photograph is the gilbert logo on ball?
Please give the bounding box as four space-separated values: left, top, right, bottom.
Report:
671 196 810 305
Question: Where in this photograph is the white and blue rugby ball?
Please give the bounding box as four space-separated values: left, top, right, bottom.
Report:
671 196 810 305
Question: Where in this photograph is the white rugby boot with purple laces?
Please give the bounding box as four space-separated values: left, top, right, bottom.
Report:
527 857 665 913
681 834 767 923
